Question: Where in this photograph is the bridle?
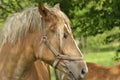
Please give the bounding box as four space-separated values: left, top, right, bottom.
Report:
39 18 83 67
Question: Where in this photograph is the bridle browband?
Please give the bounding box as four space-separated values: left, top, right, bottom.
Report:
39 18 83 67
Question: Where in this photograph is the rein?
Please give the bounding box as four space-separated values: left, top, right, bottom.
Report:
39 18 83 67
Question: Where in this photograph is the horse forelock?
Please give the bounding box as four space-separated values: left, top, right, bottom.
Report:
48 7 71 33
0 7 41 48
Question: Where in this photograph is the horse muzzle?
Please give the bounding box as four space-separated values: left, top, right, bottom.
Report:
62 60 88 80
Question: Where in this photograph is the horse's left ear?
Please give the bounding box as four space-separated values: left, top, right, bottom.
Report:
53 3 60 10
38 3 51 19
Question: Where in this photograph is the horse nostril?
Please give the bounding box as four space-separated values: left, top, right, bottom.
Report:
81 68 87 75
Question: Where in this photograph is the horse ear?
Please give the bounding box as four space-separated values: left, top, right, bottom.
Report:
54 3 60 10
38 3 50 19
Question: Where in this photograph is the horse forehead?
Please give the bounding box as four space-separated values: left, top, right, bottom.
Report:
58 23 71 33
64 23 71 33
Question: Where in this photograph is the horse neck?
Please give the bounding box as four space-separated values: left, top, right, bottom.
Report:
24 64 39 80
35 61 51 80
25 60 51 80
0 32 41 80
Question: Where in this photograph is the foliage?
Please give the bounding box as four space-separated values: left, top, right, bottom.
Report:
85 27 120 52
0 0 37 22
68 0 120 37
0 0 120 35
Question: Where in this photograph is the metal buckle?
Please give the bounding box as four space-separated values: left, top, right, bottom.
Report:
42 35 47 42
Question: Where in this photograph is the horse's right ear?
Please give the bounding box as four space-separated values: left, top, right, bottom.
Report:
38 3 50 19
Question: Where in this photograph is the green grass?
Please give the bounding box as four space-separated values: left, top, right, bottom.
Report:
84 51 116 66
50 67 56 80
0 22 3 30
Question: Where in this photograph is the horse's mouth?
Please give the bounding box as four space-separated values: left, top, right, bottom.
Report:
67 71 83 80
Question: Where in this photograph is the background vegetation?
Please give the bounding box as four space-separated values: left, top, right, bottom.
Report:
0 0 120 79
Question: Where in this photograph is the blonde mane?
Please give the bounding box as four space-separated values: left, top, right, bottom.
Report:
0 7 41 48
0 6 71 48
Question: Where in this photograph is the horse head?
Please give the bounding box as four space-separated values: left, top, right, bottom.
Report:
33 4 88 80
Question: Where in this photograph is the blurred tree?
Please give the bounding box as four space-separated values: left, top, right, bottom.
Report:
0 0 38 22
1 0 120 34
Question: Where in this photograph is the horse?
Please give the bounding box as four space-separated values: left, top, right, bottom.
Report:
0 3 88 80
84 62 120 80
59 62 120 80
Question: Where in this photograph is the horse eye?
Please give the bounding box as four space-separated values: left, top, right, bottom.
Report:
63 33 67 39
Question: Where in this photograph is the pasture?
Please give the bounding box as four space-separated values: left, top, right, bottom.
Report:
84 51 116 66
50 51 116 80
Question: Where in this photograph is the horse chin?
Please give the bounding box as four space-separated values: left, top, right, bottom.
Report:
67 73 83 80
67 75 83 80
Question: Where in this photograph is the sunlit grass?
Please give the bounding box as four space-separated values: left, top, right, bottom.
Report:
0 22 3 30
84 51 116 66
50 67 56 80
